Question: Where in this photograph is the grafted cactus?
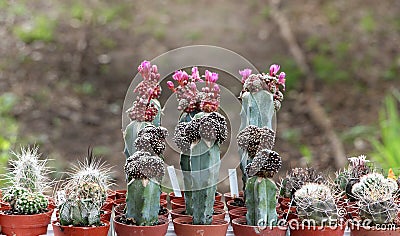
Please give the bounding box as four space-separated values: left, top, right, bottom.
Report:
352 173 399 224
238 65 285 188
294 183 338 225
124 126 168 226
123 60 162 158
245 149 282 226
169 69 227 225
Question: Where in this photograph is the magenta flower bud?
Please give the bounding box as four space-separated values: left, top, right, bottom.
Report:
152 65 158 73
239 69 252 83
190 82 196 90
192 67 200 81
204 70 212 82
138 60 151 73
211 72 219 83
167 81 174 89
269 64 280 76
214 84 220 92
278 72 286 85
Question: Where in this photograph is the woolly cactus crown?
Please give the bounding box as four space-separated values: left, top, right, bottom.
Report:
352 172 398 202
134 125 168 156
127 60 162 122
237 125 275 158
295 183 333 201
125 151 165 180
245 149 282 178
173 112 228 152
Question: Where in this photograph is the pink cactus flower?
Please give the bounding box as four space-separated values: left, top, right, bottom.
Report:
192 67 201 82
167 81 174 89
239 69 252 83
173 70 189 83
269 64 280 76
213 84 220 92
278 72 286 88
138 60 151 73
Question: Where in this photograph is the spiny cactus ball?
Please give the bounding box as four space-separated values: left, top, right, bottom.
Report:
352 173 398 202
74 182 105 205
2 186 29 209
237 125 275 158
173 112 228 152
245 149 282 178
295 183 333 201
135 125 168 156
15 192 48 214
125 151 165 180
282 167 326 198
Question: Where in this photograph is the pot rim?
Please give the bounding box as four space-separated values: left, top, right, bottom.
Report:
51 220 110 228
0 208 54 217
113 215 169 228
173 216 229 226
232 216 288 230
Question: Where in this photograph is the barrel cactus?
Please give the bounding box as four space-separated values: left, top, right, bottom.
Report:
2 146 51 214
245 149 282 226
280 167 326 199
294 183 338 225
169 68 228 225
238 65 285 188
352 173 399 225
124 125 168 226
59 150 112 226
123 60 163 158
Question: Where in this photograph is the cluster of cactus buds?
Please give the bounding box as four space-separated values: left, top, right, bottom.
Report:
59 199 101 226
246 149 282 178
173 112 227 153
280 167 326 199
167 68 221 113
125 151 165 180
134 125 168 156
3 186 49 214
294 183 339 225
351 173 399 224
237 125 275 158
239 64 286 111
127 60 162 122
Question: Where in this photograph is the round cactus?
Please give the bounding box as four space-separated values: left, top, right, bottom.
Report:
15 192 48 214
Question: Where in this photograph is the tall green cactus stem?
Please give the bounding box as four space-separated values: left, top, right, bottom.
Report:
126 179 161 226
245 177 278 226
239 91 275 188
124 99 161 158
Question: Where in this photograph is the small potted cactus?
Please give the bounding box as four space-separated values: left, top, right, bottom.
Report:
168 68 229 236
113 125 169 236
350 172 400 235
52 149 113 236
123 60 163 159
237 65 285 189
231 149 288 236
290 183 346 236
0 146 54 236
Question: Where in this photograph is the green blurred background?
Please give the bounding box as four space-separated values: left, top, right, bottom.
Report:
0 0 399 191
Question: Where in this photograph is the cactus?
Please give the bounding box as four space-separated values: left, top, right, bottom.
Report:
59 150 112 226
245 149 282 226
238 65 285 188
352 173 399 224
124 125 168 226
280 167 326 199
169 69 227 225
294 183 338 225
123 60 162 158
2 146 51 214
59 199 101 226
334 155 372 200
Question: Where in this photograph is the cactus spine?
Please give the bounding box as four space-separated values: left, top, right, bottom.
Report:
238 66 285 188
124 126 168 226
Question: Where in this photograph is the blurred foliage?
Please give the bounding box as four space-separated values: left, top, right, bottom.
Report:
299 145 313 164
0 93 19 186
340 125 375 143
360 12 376 33
13 15 56 44
370 91 400 173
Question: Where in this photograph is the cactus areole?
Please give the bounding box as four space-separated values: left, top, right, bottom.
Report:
170 68 228 225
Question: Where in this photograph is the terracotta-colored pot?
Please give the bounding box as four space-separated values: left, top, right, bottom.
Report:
116 189 127 199
232 217 287 236
215 192 222 201
106 190 116 201
160 192 167 201
47 197 57 210
0 201 11 211
213 200 225 209
280 198 294 211
227 199 245 211
0 208 53 236
160 199 168 208
283 208 298 221
101 210 111 222
229 207 247 222
114 204 125 216
173 216 229 236
223 191 244 204
171 208 226 220
289 219 346 236
171 199 186 210
346 201 359 218
114 215 169 236
278 197 291 204
349 220 400 236
52 220 110 236
169 192 185 201
101 199 114 211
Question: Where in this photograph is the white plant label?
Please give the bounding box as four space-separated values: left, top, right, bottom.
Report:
167 166 182 197
229 169 239 197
